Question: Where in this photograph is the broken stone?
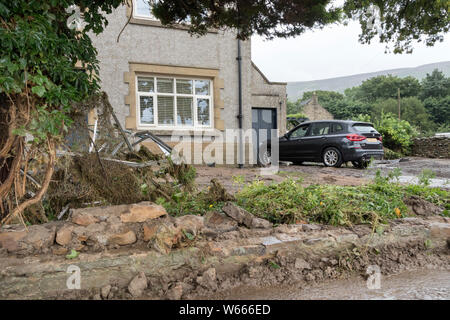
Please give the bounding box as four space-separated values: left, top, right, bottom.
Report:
302 224 321 231
101 285 111 299
108 230 137 246
93 293 102 300
149 222 182 255
120 202 167 223
175 215 204 236
128 272 147 297
56 226 73 246
251 217 273 229
294 258 312 270
0 230 26 252
166 282 183 300
24 225 56 251
143 223 159 241
222 202 255 228
196 268 217 290
204 211 238 233
430 222 450 239
52 247 69 255
72 212 99 226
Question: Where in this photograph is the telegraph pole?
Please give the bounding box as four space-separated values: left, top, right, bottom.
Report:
397 88 401 120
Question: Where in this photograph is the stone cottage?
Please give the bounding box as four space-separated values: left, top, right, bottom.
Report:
300 93 333 121
89 0 287 165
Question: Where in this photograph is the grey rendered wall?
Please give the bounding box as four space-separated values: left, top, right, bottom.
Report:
250 65 287 135
89 4 253 132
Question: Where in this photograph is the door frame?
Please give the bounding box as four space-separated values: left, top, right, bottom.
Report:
252 107 278 163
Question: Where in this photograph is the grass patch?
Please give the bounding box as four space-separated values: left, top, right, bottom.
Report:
235 171 449 227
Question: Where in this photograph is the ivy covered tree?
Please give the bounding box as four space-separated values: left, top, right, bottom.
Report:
0 0 123 224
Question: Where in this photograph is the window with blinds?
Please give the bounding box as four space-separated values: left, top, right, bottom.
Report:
136 76 212 128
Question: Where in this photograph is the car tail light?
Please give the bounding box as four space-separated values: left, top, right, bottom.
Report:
346 134 367 142
377 136 383 142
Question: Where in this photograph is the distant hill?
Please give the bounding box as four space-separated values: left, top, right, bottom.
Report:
287 61 450 101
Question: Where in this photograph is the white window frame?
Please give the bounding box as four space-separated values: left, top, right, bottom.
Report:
133 0 158 20
136 75 214 130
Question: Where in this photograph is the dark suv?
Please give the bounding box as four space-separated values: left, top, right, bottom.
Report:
259 120 384 168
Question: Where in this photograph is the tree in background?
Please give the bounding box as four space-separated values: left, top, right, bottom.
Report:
423 96 450 125
352 75 421 103
420 69 450 100
372 97 435 132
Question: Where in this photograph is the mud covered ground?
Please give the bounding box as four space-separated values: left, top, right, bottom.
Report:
194 157 450 193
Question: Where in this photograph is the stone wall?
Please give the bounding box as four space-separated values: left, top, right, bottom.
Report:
411 137 450 159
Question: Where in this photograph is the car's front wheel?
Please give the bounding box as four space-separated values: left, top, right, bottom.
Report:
322 147 343 168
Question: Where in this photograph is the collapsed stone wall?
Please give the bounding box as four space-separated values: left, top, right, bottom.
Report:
0 198 449 299
411 137 450 159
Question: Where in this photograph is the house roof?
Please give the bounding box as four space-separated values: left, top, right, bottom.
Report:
251 61 287 85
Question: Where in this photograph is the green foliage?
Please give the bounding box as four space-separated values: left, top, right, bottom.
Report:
153 0 341 40
423 96 450 125
418 169 436 187
353 75 421 103
372 97 435 132
343 1 450 54
66 249 79 260
0 0 123 143
420 69 450 100
374 113 418 153
235 174 449 227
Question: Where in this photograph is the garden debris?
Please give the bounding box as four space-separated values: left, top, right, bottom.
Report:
404 196 442 216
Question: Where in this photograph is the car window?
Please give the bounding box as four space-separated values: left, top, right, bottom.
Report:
353 124 376 133
290 125 310 139
331 123 344 134
309 122 330 136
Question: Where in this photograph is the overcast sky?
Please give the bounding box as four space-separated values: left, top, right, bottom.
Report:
251 21 450 82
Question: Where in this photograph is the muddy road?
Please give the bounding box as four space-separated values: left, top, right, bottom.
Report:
206 269 450 300
194 157 450 193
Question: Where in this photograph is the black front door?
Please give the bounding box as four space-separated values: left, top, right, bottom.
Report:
252 108 277 162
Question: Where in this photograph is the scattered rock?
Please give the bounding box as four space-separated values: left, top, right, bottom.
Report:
143 222 159 241
222 202 271 229
101 285 111 299
56 226 73 246
72 212 99 226
166 282 183 300
251 217 273 229
197 268 217 290
128 272 147 297
222 202 253 227
175 215 204 236
0 231 26 252
93 293 102 300
52 247 68 255
429 222 450 239
108 230 137 246
204 211 238 233
120 202 167 223
302 224 321 231
294 258 312 270
149 222 182 254
24 225 56 251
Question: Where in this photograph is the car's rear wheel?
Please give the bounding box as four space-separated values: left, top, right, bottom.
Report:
322 147 343 168
352 160 369 169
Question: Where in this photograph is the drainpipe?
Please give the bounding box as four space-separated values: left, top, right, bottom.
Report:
237 38 244 168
